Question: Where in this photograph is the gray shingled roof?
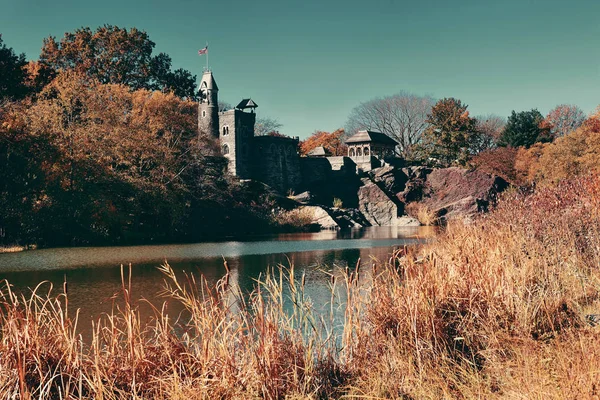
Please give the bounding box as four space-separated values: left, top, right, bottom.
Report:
307 146 331 156
236 98 258 109
345 130 398 146
198 71 218 92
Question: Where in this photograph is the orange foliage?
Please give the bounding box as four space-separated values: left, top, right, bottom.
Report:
299 128 347 156
26 71 199 193
472 107 600 186
516 107 600 185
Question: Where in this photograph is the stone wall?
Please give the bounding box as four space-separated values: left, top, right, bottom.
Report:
252 136 301 193
300 157 331 187
219 110 255 178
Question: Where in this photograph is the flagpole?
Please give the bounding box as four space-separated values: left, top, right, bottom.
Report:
206 41 209 71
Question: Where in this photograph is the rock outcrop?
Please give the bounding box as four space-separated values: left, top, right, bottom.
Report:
364 165 508 225
421 167 508 222
297 164 509 228
290 191 312 204
358 178 397 226
369 166 409 195
302 206 339 229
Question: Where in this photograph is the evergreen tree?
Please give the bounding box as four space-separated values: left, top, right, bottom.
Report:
498 109 550 148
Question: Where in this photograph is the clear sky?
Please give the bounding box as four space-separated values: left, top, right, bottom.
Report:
1 0 599 139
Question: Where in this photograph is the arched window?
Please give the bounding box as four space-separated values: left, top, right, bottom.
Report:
364 147 370 156
202 110 206 118
356 148 362 156
222 144 229 155
222 126 229 136
269 144 277 154
349 148 355 157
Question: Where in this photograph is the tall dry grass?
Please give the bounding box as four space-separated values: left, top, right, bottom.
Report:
2 174 600 399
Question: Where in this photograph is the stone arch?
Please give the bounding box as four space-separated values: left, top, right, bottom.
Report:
222 144 229 155
356 147 362 156
364 146 370 156
269 144 277 154
349 148 355 157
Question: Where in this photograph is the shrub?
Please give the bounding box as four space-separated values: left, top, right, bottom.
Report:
406 202 437 225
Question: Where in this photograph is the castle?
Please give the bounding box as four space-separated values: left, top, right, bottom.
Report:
197 70 398 193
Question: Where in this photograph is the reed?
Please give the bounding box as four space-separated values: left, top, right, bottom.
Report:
1 174 600 399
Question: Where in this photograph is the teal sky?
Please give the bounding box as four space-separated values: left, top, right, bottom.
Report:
1 0 599 139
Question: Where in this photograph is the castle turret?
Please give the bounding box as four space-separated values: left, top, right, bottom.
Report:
198 71 219 139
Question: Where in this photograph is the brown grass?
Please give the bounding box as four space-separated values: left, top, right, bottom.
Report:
406 202 438 226
0 245 27 254
272 207 316 230
2 174 600 398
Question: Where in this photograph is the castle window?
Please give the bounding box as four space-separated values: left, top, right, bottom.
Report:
364 147 370 156
356 148 362 156
222 126 229 136
202 110 206 118
222 144 229 155
349 148 355 157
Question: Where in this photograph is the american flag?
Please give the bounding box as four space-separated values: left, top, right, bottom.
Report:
198 46 208 55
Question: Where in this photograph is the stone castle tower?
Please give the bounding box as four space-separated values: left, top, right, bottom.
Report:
197 70 256 178
198 71 219 139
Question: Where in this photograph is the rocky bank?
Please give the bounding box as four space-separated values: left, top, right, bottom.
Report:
290 165 509 229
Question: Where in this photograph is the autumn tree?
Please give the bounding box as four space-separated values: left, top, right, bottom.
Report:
543 104 586 137
522 107 600 185
498 109 550 148
300 129 347 156
470 114 505 154
0 35 28 100
345 92 435 159
0 70 227 245
419 98 478 165
470 147 521 184
40 25 196 99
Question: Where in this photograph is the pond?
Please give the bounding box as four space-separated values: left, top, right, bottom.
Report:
0 226 433 336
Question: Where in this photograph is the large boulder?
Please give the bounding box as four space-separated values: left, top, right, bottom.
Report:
368 166 409 195
397 216 421 227
395 166 433 203
419 167 509 223
358 178 398 226
328 207 367 229
302 206 339 229
290 191 312 204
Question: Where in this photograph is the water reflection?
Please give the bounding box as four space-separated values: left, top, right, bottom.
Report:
0 227 434 339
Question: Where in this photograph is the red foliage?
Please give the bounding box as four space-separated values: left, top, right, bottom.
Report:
299 128 347 156
470 147 521 184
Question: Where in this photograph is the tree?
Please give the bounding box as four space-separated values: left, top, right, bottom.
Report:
498 109 550 148
543 104 585 138
0 70 224 245
39 25 197 99
0 35 28 100
345 92 435 159
519 107 600 185
218 101 232 112
300 128 347 156
470 114 505 154
419 98 478 165
255 116 283 136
